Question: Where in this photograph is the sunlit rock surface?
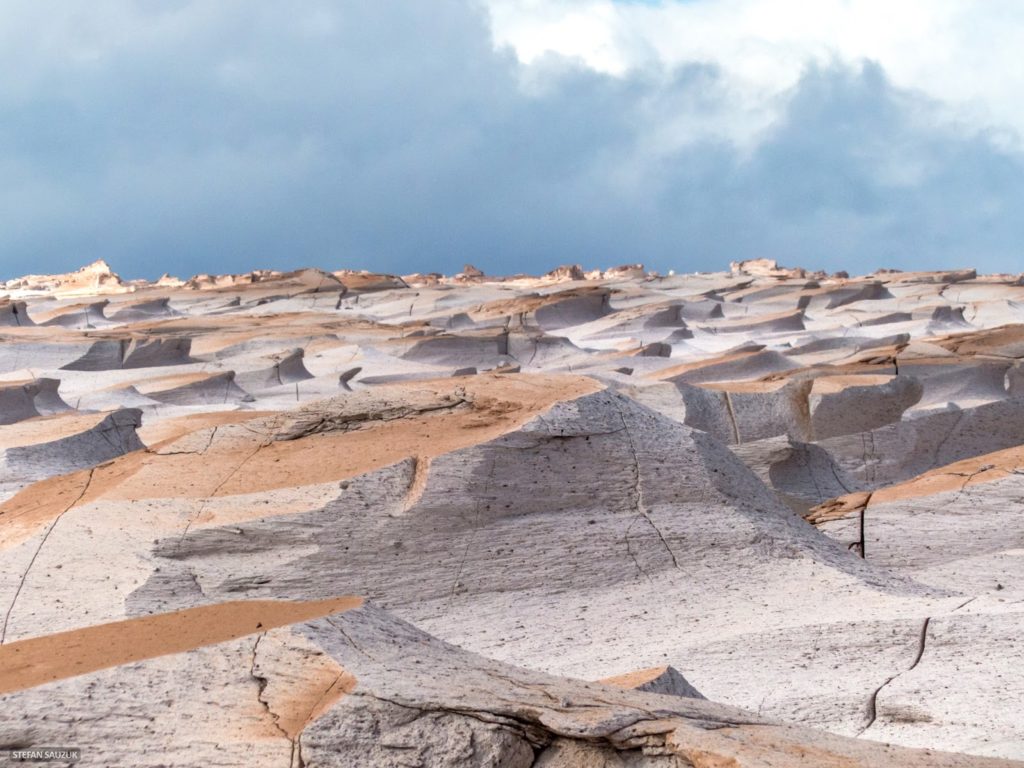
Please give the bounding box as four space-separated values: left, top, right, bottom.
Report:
0 261 1022 765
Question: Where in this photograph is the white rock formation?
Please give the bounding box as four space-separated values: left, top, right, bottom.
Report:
0 260 1021 765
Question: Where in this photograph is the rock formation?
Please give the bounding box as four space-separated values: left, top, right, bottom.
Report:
0 260 1021 765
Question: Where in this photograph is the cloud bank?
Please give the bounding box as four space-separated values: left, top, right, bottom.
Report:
1 0 1022 279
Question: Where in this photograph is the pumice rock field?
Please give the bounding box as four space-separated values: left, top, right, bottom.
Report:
0 257 1022 766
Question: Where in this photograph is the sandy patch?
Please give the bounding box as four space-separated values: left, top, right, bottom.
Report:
139 410 276 448
0 411 110 450
600 666 671 689
645 350 765 381
0 373 602 541
0 596 361 694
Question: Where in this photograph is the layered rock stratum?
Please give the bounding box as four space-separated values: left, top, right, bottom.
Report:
0 259 1022 766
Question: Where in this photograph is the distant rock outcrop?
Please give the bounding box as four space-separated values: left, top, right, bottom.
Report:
3 259 125 294
543 264 585 281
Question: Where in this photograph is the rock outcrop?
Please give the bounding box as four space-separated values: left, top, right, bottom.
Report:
0 260 1022 765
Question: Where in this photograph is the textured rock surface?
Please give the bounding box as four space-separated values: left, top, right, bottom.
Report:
0 261 1022 765
0 600 1015 768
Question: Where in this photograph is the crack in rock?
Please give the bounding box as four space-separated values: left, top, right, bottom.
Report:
1 466 97 645
722 390 742 445
445 456 498 612
176 439 269 548
858 616 931 736
274 396 470 442
249 633 303 768
616 408 682 572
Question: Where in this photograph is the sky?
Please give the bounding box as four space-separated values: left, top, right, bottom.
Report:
2 0 1024 280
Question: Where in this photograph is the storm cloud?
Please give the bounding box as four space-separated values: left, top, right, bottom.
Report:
1 0 1022 278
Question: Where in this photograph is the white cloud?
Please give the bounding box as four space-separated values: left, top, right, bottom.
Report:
486 0 1024 143
0 0 1022 278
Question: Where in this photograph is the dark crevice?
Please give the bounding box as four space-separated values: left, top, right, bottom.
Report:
722 391 742 444
858 495 867 559
858 617 931 736
615 407 682 572
250 633 301 767
623 516 649 580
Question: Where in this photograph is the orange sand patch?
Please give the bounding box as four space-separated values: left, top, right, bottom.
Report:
755 359 902 385
127 312 393 356
116 374 601 508
847 343 904 362
645 350 765 382
600 666 673 690
139 410 275 448
932 324 1024 358
333 271 407 291
707 309 803 328
0 596 362 694
0 452 155 548
809 374 895 395
668 722 864 768
254 630 358 741
807 445 1024 524
465 286 611 322
211 374 598 495
0 373 603 542
871 446 1024 501
698 379 791 394
0 411 110 450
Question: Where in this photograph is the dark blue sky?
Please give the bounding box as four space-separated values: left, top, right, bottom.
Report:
2 0 1023 280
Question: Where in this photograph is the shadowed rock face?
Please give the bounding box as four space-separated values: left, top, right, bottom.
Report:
60 337 195 371
0 300 32 328
600 664 706 699
0 379 70 426
0 261 1022 765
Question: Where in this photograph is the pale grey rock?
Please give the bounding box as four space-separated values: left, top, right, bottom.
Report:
233 348 314 392
809 375 924 440
0 379 69 425
675 379 810 444
104 296 179 322
0 408 142 487
60 337 194 371
818 397 1024 488
0 263 1022 763
0 300 32 327
146 371 252 405
35 299 114 329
